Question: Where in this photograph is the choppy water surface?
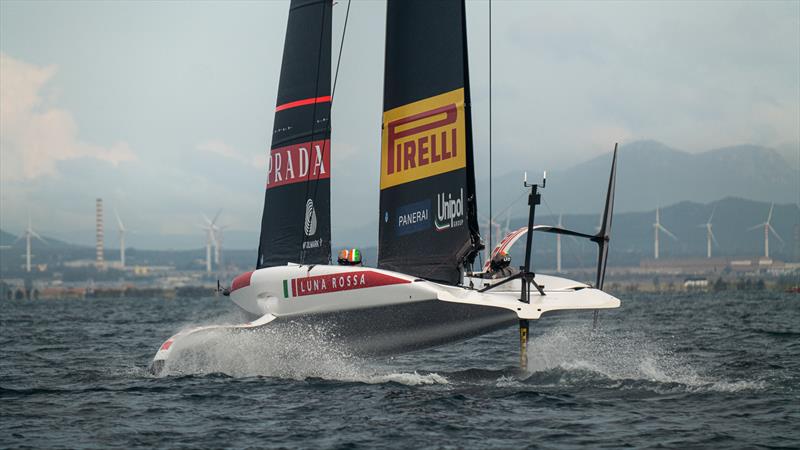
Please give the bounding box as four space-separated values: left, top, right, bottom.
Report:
1 291 798 449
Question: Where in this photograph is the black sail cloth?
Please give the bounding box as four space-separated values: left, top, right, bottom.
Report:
257 0 332 268
378 0 482 284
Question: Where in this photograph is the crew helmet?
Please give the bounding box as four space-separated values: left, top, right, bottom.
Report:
337 248 363 266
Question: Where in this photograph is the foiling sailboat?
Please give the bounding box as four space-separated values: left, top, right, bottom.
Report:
150 0 620 375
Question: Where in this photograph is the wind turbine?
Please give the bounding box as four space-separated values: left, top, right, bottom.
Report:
114 208 127 268
201 224 216 273
653 207 677 259
200 210 221 273
699 206 718 259
748 203 783 259
15 217 46 272
213 224 229 268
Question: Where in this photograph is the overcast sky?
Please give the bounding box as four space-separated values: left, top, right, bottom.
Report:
1 0 798 248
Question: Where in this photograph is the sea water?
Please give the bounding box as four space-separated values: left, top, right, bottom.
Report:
1 291 798 449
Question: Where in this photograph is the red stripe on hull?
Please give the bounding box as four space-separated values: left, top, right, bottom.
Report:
275 96 332 112
231 271 254 293
291 270 410 297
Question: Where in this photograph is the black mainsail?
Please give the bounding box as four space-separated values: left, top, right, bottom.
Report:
257 0 332 268
377 0 482 284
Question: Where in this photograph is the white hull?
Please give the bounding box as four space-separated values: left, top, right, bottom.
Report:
150 264 619 373
231 264 619 322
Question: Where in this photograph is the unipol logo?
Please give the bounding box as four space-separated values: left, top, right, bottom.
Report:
380 88 466 189
267 139 330 189
435 188 464 231
304 199 317 236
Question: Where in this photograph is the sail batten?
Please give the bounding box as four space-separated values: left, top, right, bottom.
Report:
257 0 332 269
378 0 481 284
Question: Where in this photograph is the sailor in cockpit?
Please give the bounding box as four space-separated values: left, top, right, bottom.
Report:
487 251 517 279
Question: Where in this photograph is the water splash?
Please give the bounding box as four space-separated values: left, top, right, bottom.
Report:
524 326 765 393
152 320 765 392
495 375 524 388
156 321 448 386
369 372 449 386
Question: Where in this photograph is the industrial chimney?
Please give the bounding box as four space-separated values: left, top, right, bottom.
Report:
96 198 105 270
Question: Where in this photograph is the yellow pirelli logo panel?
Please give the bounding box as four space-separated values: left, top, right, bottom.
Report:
380 88 467 190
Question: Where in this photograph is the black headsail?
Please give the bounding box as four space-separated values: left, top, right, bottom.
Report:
257 0 332 269
378 0 482 284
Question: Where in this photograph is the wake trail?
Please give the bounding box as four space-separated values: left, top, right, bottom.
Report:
521 326 766 393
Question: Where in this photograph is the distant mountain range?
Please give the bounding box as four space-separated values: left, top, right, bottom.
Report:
333 140 798 247
476 140 799 216
507 197 799 269
2 140 797 254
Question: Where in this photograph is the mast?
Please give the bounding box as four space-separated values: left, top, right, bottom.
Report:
556 214 562 273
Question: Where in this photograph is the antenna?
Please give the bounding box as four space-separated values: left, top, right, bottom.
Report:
518 163 546 372
523 171 546 188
